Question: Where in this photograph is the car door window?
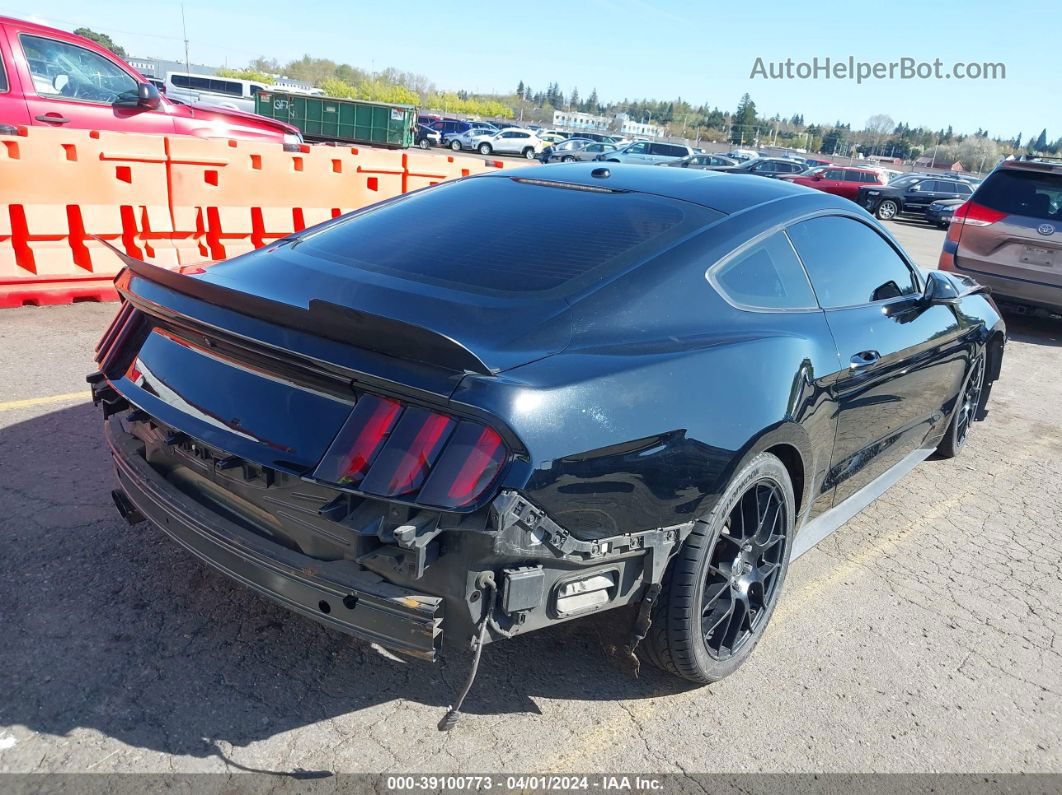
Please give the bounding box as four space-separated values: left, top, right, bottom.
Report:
710 232 818 310
843 170 864 182
824 169 845 180
627 142 649 154
787 216 919 307
0 48 8 93
21 34 137 103
755 162 778 173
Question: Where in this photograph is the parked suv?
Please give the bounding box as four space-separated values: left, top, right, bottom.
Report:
596 141 693 164
475 128 542 159
782 166 887 200
859 175 974 221
0 16 301 145
939 158 1062 314
429 119 477 139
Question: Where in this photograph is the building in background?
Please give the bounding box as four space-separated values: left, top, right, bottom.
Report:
552 110 611 131
552 110 664 139
614 113 663 138
126 56 218 80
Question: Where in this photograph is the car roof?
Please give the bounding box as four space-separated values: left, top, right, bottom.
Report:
1000 158 1062 174
0 15 68 35
474 162 843 215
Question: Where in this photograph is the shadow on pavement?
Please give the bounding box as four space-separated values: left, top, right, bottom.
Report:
0 403 691 760
1001 311 1062 348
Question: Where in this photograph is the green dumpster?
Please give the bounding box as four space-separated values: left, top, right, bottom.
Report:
255 91 416 148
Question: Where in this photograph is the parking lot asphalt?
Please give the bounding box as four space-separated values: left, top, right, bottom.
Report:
1 220 1060 775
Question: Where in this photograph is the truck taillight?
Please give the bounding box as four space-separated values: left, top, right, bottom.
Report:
314 394 510 510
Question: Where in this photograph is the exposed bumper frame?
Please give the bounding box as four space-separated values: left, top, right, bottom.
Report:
105 415 443 660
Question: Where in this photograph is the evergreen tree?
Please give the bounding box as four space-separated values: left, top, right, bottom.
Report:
570 87 580 111
1035 128 1048 151
516 80 525 99
731 93 758 144
587 88 599 114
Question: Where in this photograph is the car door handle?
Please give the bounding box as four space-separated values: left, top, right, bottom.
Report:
35 114 70 124
849 350 881 368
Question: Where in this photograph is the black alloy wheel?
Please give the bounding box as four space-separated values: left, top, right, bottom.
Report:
700 481 788 659
643 452 795 683
937 352 986 458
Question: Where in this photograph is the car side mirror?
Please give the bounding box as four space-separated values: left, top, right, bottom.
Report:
139 82 163 109
117 83 162 110
923 271 960 305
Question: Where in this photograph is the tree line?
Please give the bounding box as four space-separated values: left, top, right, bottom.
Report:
76 27 1049 168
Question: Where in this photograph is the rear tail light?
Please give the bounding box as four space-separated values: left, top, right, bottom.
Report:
953 201 1006 227
941 201 1004 269
315 394 510 510
325 395 402 484
361 408 455 497
418 424 506 509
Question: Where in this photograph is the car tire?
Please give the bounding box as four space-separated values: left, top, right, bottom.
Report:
936 351 986 459
875 199 899 220
450 140 462 152
642 451 795 683
418 138 431 150
562 155 576 162
479 143 493 155
523 147 536 159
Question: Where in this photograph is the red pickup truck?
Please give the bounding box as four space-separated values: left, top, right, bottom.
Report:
0 16 301 144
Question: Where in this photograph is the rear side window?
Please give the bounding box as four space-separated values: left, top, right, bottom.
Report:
0 48 8 92
297 177 718 295
788 216 919 308
974 169 1062 220
711 232 817 310
651 144 686 157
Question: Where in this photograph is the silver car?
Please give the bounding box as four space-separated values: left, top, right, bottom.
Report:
666 153 738 170
542 138 605 162
446 127 495 151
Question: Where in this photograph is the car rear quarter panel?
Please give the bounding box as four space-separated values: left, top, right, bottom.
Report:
452 206 847 539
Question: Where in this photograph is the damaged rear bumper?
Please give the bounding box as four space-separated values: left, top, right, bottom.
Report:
105 415 443 660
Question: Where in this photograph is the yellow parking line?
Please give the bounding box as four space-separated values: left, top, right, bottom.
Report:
545 436 1050 770
0 391 87 412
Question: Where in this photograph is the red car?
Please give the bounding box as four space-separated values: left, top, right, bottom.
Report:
782 166 887 201
0 16 301 145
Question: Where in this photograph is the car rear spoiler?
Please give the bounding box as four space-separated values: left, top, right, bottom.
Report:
97 242 494 376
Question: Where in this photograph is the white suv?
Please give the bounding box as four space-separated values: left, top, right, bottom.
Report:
476 128 543 159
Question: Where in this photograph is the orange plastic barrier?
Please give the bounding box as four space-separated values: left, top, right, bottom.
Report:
0 126 519 308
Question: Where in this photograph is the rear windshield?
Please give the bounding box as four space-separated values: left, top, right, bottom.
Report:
974 169 1062 221
295 177 711 295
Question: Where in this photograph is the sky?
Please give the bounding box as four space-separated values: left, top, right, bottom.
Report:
6 0 1059 141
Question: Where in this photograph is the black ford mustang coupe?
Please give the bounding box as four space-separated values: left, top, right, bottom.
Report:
91 164 1004 708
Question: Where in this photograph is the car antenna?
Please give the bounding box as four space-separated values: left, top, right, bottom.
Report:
438 571 498 731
